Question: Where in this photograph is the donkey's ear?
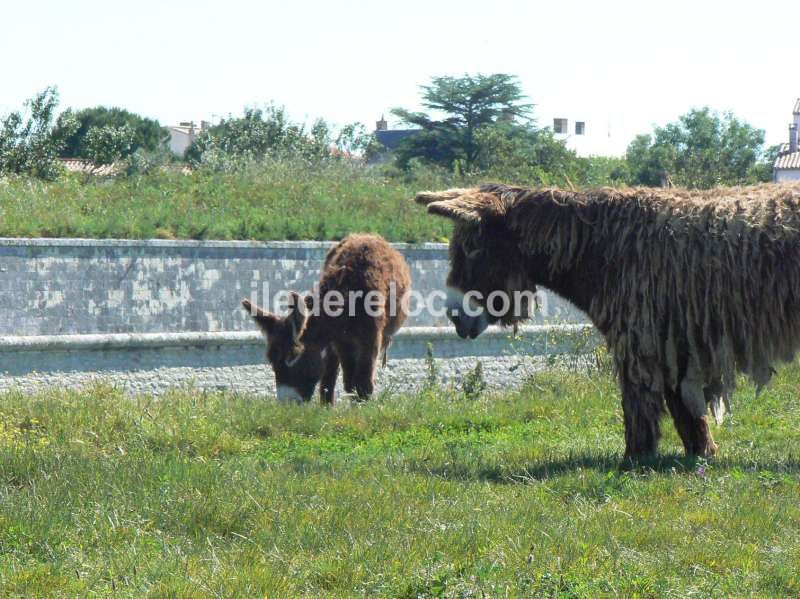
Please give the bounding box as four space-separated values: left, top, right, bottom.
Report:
418 189 507 223
286 291 308 342
242 299 278 336
414 188 476 206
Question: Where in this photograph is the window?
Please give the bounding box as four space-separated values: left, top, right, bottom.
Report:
575 121 585 135
553 118 568 134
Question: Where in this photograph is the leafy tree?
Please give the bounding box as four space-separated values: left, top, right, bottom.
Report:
187 105 369 169
473 121 581 184
391 73 533 170
626 108 768 188
576 155 632 187
187 105 324 166
335 123 383 158
83 124 135 166
0 87 76 180
51 106 164 160
751 143 782 183
625 133 663 187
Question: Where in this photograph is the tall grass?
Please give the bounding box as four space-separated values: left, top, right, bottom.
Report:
0 161 466 242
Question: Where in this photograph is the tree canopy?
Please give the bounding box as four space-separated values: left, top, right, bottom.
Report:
52 106 164 160
626 108 771 188
391 73 533 170
186 105 373 168
0 87 76 180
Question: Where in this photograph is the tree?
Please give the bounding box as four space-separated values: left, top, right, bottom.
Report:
0 87 76 180
83 124 135 166
750 143 782 183
473 121 580 184
334 123 382 158
186 105 368 168
51 106 164 160
187 105 320 166
391 73 533 170
626 108 769 188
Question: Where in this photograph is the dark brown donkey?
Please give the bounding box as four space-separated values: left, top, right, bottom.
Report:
242 234 411 403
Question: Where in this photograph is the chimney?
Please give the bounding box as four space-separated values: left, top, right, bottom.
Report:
791 124 798 153
375 115 388 131
794 104 800 130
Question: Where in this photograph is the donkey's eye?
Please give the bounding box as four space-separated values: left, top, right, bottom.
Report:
466 248 483 260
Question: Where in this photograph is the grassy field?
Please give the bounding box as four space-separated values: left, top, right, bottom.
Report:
2 366 800 597
0 163 456 243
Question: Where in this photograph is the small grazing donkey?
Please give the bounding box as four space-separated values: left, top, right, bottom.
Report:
242 234 411 403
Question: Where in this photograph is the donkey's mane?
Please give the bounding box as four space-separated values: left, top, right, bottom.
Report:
482 182 800 400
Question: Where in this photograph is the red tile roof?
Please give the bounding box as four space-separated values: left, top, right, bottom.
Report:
59 158 120 176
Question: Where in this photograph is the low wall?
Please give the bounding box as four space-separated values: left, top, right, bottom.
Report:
0 324 600 396
0 238 587 336
0 237 595 394
0 324 596 376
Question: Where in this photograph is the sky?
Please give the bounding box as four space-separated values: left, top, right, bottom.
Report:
2 0 799 156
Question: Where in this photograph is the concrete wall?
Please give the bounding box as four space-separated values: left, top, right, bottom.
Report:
775 169 800 182
0 238 586 337
0 325 595 376
0 325 599 396
0 238 595 395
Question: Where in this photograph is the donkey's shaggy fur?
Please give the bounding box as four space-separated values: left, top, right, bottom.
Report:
243 233 410 403
417 182 800 459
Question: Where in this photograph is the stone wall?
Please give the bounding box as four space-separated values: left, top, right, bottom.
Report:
0 238 587 337
0 325 598 396
0 238 595 395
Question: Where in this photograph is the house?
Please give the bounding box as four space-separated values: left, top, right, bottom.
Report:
774 99 800 182
166 120 209 157
370 112 616 160
549 115 616 157
370 116 420 162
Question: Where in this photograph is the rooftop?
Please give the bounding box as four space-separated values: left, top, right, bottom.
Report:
59 158 120 176
774 143 800 170
168 125 201 135
375 129 420 151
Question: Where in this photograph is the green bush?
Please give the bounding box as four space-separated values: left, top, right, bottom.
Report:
0 88 73 180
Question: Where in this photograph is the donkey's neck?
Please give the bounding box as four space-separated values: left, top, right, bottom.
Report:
532 252 604 319
512 198 608 329
299 303 329 349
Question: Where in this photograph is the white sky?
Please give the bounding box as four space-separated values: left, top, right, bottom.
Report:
2 0 798 156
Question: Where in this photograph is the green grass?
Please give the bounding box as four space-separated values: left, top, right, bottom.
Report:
0 162 456 243
2 365 800 597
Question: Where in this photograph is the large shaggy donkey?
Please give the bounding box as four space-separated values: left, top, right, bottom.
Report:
243 234 411 403
416 183 800 460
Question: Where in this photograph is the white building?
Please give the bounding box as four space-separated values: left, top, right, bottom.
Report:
774 99 800 182
548 115 616 157
166 121 209 157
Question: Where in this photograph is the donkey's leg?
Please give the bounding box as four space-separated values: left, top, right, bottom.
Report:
353 331 382 400
337 341 360 396
664 387 717 458
319 346 340 405
621 380 664 461
663 388 697 455
380 334 394 368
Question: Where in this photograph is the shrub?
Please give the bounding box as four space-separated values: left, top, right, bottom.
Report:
0 88 74 180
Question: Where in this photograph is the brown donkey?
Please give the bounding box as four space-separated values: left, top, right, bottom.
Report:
415 183 800 461
242 234 411 403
